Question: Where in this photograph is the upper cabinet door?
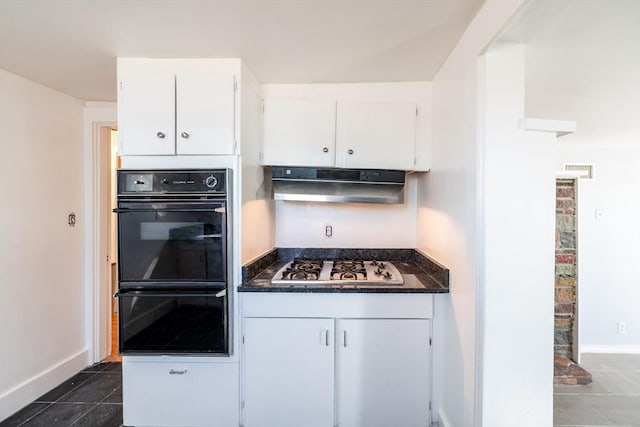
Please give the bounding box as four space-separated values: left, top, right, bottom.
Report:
262 99 336 167
176 73 236 155
118 73 176 156
337 101 417 170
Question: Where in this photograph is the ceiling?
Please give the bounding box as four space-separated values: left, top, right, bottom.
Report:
0 0 482 102
500 0 640 100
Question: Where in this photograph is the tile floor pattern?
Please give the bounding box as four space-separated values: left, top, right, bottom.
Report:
554 353 640 426
5 354 638 426
1 362 122 427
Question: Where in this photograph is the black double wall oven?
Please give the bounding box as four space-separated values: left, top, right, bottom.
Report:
115 170 231 355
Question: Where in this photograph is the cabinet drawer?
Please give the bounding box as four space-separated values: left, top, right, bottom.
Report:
123 359 239 427
242 293 433 319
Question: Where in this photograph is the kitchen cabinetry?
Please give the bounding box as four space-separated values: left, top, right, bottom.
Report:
242 318 335 427
241 293 432 427
337 101 417 170
118 69 236 156
262 98 336 167
261 98 419 170
122 358 239 427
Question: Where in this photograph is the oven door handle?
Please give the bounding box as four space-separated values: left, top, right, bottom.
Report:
113 208 224 213
115 289 227 298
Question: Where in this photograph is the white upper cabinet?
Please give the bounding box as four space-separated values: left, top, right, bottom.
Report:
336 101 417 170
176 73 236 155
118 59 238 156
118 72 176 156
262 99 336 167
261 90 426 170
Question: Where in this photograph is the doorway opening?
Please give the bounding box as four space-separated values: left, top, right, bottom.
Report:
105 128 120 362
91 122 120 364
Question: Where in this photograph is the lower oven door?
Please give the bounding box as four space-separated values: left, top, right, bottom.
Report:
118 290 228 355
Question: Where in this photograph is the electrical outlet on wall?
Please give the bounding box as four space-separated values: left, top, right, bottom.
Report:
617 321 626 335
325 225 333 238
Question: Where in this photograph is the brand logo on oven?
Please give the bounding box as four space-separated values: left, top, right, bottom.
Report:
172 180 195 185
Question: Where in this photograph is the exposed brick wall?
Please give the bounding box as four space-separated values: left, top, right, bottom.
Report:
555 179 577 359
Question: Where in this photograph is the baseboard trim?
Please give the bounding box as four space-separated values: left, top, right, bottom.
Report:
581 345 640 355
438 409 453 427
0 349 88 421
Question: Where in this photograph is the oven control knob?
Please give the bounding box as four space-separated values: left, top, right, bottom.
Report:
205 175 218 188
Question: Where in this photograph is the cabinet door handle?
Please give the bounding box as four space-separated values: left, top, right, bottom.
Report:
180 132 190 139
347 149 354 155
342 330 347 347
156 132 165 139
322 147 329 153
320 329 330 346
169 369 187 375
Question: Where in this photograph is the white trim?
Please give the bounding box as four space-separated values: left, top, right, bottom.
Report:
521 117 576 137
581 345 640 355
437 410 453 427
555 171 584 179
83 102 117 366
573 177 581 364
474 51 488 427
0 349 88 421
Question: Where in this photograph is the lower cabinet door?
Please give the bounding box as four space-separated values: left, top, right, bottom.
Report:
122 359 239 427
242 317 335 427
336 319 431 427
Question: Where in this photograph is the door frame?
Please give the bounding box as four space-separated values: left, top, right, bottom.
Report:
84 103 117 365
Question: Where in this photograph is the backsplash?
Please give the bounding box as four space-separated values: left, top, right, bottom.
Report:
273 176 419 249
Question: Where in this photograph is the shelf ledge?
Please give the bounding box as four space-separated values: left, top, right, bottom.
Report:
521 118 576 137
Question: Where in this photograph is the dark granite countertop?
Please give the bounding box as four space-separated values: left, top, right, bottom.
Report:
239 248 449 294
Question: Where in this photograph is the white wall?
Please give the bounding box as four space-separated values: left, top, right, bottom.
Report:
479 43 555 427
263 82 428 248
525 0 640 353
527 80 640 354
558 146 640 353
0 69 87 420
241 62 275 263
416 2 527 426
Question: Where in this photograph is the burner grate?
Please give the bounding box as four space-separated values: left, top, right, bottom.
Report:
330 260 367 281
281 259 324 281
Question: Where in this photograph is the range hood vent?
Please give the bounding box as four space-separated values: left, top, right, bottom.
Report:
271 167 405 205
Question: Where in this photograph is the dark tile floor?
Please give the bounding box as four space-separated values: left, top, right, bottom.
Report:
1 362 123 427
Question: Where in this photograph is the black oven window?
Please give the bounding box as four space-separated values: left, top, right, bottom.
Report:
119 293 228 354
119 209 225 283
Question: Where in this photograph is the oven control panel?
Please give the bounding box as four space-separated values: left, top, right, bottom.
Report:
118 170 228 194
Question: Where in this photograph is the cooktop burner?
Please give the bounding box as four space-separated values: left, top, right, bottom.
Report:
272 259 404 286
280 258 323 280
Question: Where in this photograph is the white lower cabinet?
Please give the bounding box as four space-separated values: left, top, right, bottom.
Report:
242 318 335 427
336 319 430 427
123 358 239 427
242 316 431 427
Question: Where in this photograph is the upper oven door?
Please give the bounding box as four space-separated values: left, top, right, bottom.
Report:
116 200 227 287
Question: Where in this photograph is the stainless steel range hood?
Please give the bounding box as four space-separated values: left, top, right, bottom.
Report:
271 167 405 204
